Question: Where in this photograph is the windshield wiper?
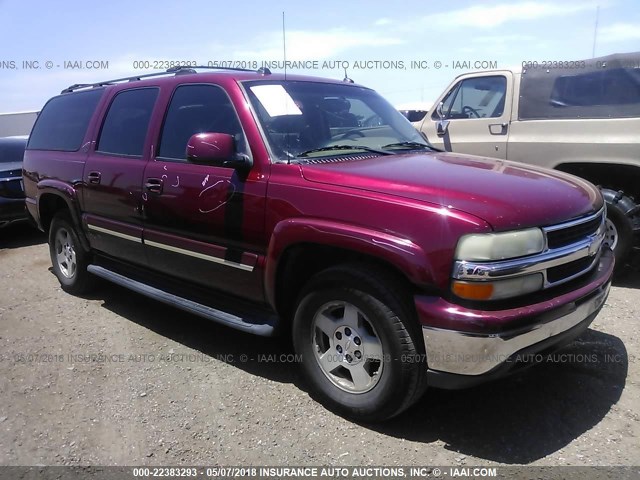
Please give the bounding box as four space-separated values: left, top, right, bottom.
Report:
297 145 393 158
381 141 435 151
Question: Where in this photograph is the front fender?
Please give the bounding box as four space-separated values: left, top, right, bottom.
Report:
264 217 434 308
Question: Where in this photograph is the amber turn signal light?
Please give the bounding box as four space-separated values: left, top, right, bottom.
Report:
452 281 495 300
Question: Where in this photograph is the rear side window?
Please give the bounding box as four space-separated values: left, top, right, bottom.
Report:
520 65 640 119
551 68 640 107
97 88 158 157
27 89 103 151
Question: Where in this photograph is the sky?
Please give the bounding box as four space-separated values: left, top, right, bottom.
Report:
0 0 639 112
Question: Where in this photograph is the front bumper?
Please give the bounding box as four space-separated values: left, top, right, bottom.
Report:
416 248 614 388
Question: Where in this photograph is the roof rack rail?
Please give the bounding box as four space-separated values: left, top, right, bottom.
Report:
167 65 271 75
61 65 272 94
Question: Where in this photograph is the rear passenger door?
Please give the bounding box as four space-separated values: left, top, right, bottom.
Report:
82 87 159 265
142 84 267 302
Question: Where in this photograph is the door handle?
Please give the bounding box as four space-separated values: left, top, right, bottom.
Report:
489 123 508 135
87 171 101 184
145 178 163 194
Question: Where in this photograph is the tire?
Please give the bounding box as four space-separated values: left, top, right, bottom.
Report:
292 264 427 422
49 211 96 295
600 189 639 271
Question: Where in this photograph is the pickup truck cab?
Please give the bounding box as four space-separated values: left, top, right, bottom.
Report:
418 52 640 268
23 67 613 421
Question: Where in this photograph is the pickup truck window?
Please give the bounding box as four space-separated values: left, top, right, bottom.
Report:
520 67 640 120
244 80 424 161
158 84 246 161
27 89 103 152
97 88 158 157
437 76 506 120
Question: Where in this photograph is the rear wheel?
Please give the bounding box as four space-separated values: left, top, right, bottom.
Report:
49 211 95 295
292 264 427 422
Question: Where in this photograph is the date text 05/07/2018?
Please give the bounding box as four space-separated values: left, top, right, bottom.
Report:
127 59 499 71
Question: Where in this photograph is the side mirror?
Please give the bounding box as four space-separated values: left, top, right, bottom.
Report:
185 133 252 170
436 101 446 121
436 119 450 137
435 102 450 137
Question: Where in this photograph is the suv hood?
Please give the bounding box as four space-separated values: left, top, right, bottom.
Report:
300 152 602 230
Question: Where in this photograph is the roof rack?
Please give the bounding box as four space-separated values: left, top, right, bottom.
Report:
60 65 272 94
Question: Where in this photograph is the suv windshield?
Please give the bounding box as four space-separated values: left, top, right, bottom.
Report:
244 80 428 161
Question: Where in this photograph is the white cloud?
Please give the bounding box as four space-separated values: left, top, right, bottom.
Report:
235 29 403 60
374 18 392 26
414 2 597 29
598 22 640 42
474 34 536 43
464 34 541 55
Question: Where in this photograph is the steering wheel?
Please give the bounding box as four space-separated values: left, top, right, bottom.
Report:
362 114 383 127
462 106 480 118
335 114 384 140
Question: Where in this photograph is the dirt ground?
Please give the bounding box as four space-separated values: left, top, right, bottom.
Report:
0 224 638 467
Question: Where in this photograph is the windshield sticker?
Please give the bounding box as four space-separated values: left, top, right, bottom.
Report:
250 85 302 117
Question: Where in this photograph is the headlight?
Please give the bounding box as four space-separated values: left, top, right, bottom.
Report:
455 228 545 261
452 228 546 301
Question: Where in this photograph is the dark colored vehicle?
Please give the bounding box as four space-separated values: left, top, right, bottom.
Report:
399 109 428 122
0 135 29 228
23 67 613 421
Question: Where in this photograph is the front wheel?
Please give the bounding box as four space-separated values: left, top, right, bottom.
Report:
49 211 95 295
292 265 427 422
600 189 639 271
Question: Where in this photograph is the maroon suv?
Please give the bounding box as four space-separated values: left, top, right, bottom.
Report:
22 67 613 421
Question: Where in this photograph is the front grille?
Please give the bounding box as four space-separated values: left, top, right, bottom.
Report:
546 214 602 249
0 178 25 199
547 256 595 283
541 209 605 287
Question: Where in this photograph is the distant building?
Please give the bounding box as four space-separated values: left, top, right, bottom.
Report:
0 111 39 137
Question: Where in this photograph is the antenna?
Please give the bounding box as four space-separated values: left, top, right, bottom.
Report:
343 67 354 83
282 11 287 80
592 5 600 58
282 10 291 164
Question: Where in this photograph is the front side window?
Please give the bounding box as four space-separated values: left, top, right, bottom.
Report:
158 84 246 161
244 80 428 161
440 76 507 120
97 88 158 157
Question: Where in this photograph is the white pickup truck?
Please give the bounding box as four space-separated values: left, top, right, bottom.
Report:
417 52 640 269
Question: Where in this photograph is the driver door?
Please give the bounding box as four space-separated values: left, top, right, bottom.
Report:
421 71 513 159
141 83 267 302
